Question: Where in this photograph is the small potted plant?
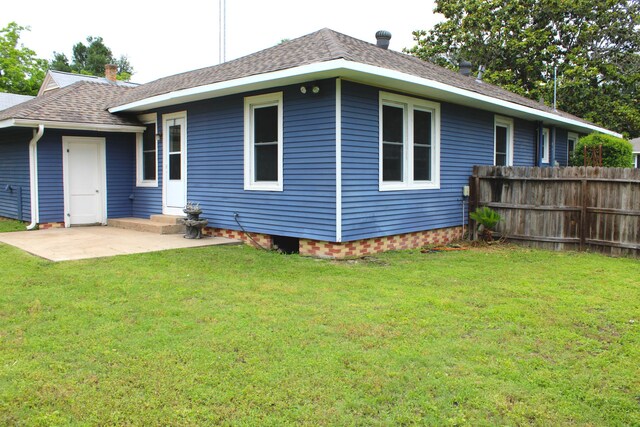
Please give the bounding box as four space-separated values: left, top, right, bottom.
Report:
469 206 502 242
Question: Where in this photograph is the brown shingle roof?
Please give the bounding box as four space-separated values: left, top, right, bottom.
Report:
0 81 140 127
111 28 591 126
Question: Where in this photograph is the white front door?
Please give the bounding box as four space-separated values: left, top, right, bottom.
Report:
163 112 187 215
63 137 106 226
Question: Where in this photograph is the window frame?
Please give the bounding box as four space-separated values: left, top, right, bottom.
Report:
541 128 550 164
567 131 578 164
494 116 514 166
136 113 158 187
244 92 283 191
378 91 440 191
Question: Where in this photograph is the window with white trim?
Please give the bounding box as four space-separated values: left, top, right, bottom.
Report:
136 113 157 187
494 116 514 166
567 132 578 164
541 128 550 164
244 92 283 191
379 91 440 191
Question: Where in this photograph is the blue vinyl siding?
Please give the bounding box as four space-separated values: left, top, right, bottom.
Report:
132 116 162 218
159 80 337 240
106 133 135 218
37 133 64 223
0 128 31 221
37 130 136 223
342 81 495 241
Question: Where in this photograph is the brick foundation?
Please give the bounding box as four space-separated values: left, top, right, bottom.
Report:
203 227 273 249
38 222 65 230
300 226 463 258
205 225 462 258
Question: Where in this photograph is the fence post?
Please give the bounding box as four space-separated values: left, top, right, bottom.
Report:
580 178 587 251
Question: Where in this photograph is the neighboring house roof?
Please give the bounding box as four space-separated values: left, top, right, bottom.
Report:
109 28 617 137
630 137 640 153
38 70 138 96
0 81 143 132
0 93 35 111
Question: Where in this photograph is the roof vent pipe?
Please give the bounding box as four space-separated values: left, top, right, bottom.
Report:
375 30 391 49
476 65 486 81
459 60 472 77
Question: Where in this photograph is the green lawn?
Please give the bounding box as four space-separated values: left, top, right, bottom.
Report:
0 218 26 233
0 242 638 425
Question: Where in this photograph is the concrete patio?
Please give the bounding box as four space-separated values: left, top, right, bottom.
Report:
0 226 241 262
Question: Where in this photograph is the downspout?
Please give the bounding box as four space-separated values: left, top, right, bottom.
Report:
27 125 44 230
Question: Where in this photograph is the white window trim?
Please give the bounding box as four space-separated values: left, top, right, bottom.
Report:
542 128 550 164
494 116 515 166
136 113 158 187
244 92 283 191
378 91 440 191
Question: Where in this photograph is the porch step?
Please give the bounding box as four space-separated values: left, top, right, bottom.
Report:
149 214 185 225
108 216 186 235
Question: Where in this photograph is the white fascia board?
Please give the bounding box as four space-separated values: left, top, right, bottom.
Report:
0 119 16 129
10 119 145 133
110 58 619 137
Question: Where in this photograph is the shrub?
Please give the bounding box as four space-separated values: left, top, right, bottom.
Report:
469 206 502 241
569 133 633 167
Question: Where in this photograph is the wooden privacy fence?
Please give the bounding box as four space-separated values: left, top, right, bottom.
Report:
469 166 640 258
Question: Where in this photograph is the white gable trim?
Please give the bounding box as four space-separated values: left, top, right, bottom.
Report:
109 59 619 137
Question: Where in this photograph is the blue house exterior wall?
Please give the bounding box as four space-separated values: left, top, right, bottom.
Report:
340 81 544 241
149 80 337 241
0 128 32 221
37 129 135 223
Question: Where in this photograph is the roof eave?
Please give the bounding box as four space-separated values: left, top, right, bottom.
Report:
1 118 145 133
109 59 620 137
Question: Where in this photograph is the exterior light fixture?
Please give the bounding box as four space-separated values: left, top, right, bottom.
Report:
312 85 320 94
300 86 307 94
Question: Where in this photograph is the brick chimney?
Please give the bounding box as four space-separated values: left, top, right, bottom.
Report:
105 64 117 82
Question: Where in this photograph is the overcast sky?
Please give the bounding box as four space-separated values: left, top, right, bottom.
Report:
4 0 442 83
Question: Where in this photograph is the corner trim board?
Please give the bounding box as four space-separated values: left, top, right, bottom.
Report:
336 78 342 242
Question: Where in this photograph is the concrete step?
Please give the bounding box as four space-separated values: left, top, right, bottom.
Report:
108 218 185 235
150 214 185 225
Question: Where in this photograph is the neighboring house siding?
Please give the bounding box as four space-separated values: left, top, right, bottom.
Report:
0 128 31 221
157 80 337 240
555 127 568 166
341 81 540 242
513 119 536 166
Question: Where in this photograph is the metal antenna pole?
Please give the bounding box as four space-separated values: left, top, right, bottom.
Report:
553 66 557 111
218 0 222 64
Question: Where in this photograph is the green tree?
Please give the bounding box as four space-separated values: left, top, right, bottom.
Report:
407 0 640 138
50 36 134 80
0 22 47 95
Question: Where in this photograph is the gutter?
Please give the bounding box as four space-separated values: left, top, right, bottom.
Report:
27 125 44 230
0 118 145 133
